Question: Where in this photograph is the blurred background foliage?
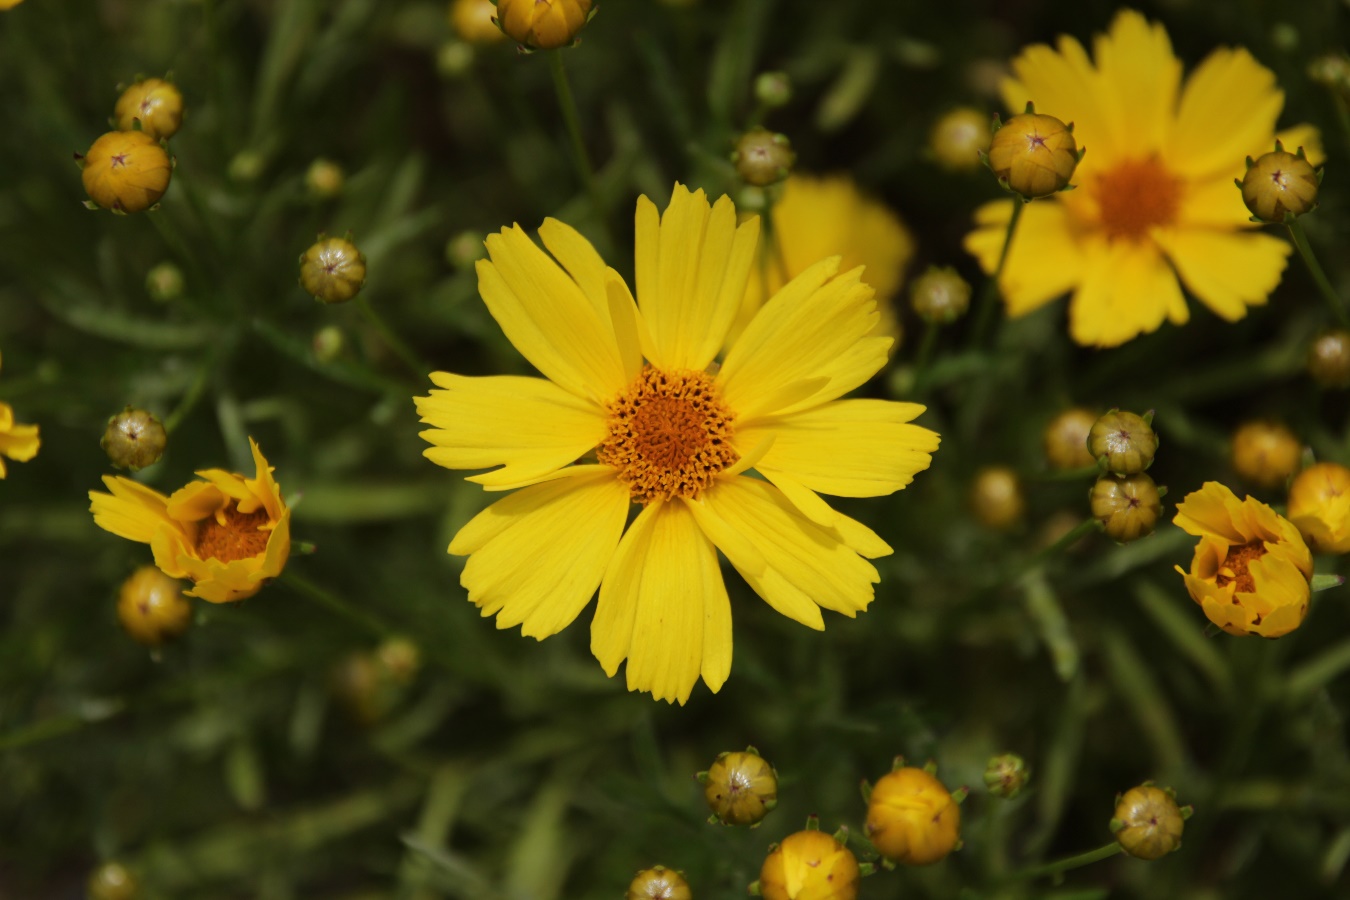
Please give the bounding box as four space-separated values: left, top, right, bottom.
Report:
3 0 1350 897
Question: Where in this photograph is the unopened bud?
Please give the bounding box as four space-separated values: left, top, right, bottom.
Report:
102 407 167 471
1111 784 1191 861
88 861 140 900
910 266 971 324
1239 142 1320 223
930 107 992 172
1043 407 1096 470
1309 330 1350 388
1088 410 1158 476
114 77 184 141
117 566 192 647
733 128 795 187
985 110 1079 198
699 748 778 826
1231 420 1301 489
970 466 1024 531
300 236 367 304
626 866 691 900
983 753 1028 799
305 158 345 199
1090 472 1163 543
754 71 792 108
145 261 184 303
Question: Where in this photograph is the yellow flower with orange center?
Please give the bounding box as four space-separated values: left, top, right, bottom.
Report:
1288 462 1350 554
89 438 290 603
1173 481 1313 637
0 352 40 478
415 184 940 704
964 10 1322 347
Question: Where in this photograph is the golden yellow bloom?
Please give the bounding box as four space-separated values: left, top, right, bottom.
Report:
114 78 184 141
965 10 1323 347
1231 420 1300 488
986 112 1079 198
1288 462 1350 554
626 866 691 900
0 352 40 479
1240 144 1319 222
415 184 939 704
865 766 962 865
930 107 991 171
731 174 915 351
81 131 172 214
450 0 506 44
495 0 593 50
759 829 859 900
89 438 290 604
1111 784 1188 860
116 566 192 647
300 236 367 304
1173 481 1313 637
702 749 778 826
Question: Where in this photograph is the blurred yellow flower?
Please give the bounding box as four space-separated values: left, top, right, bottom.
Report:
449 0 505 45
90 438 291 603
730 174 914 350
964 9 1321 347
1288 462 1350 554
758 829 859 900
1173 481 1312 637
0 352 40 478
415 184 939 704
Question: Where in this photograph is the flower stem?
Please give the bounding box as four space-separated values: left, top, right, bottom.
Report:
1018 518 1104 577
548 52 610 249
282 570 392 638
163 352 217 433
971 196 1026 346
1005 842 1122 882
1286 217 1350 329
910 323 941 392
356 295 429 380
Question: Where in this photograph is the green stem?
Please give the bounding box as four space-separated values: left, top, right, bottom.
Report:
281 570 392 638
1286 217 1350 329
1005 842 1122 882
548 52 610 247
1028 464 1102 482
163 353 216 433
910 323 941 391
971 196 1025 346
357 295 429 380
1017 518 1103 577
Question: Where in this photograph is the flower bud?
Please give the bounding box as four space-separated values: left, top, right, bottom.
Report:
1111 784 1190 861
930 107 991 172
1308 54 1350 96
376 635 422 684
865 766 962 865
1308 329 1350 388
305 158 345 199
436 41 476 78
1231 420 1301 489
312 325 345 363
985 111 1079 198
450 0 506 45
983 754 1028 799
1041 407 1096 470
758 828 859 900
754 71 792 108
626 866 692 900
114 77 184 141
300 236 367 304
88 861 139 900
1288 462 1350 553
145 261 184 303
80 131 172 214
700 748 778 826
101 407 167 471
495 0 594 50
228 149 266 182
331 652 398 725
116 566 192 647
969 466 1024 531
1240 143 1320 222
1088 410 1158 475
910 266 971 324
446 230 486 269
1090 473 1162 543
733 128 795 187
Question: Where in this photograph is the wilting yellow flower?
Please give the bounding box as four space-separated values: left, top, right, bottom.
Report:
731 174 915 350
449 0 505 45
964 9 1322 347
865 766 962 865
415 184 939 704
1288 462 1350 553
0 352 40 478
89 438 290 603
495 0 592 50
759 830 859 900
1173 482 1313 637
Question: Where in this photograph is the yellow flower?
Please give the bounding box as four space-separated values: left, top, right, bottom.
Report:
864 766 962 866
964 9 1322 347
1288 462 1350 554
1172 481 1313 637
449 0 506 45
114 78 184 141
89 438 291 603
758 830 859 900
81 130 172 214
730 174 915 351
415 184 939 704
0 352 40 478
495 0 593 50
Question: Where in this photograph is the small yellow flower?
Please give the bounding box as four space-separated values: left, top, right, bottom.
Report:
864 766 962 866
300 236 367 304
701 748 778 826
969 466 1024 531
759 829 859 900
1090 472 1162 543
1111 784 1189 860
495 0 593 50
1288 462 1350 554
1173 482 1313 637
930 107 992 172
116 566 192 647
114 78 184 141
986 111 1079 198
1043 407 1096 470
1240 144 1319 222
1308 330 1350 388
450 0 506 45
626 866 691 900
1231 420 1300 488
0 351 40 478
81 131 172 214
89 438 290 603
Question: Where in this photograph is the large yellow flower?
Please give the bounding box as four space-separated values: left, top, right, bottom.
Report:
90 438 291 603
964 9 1321 347
730 174 914 349
1173 481 1313 638
0 352 40 478
415 184 939 704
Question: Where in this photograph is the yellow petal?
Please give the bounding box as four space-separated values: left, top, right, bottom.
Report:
1067 238 1188 347
1001 32 1118 162
1159 228 1289 323
1092 9 1181 154
538 218 610 319
965 200 1086 317
416 372 605 488
1176 173 1255 228
1173 482 1248 542
1170 47 1284 180
89 476 176 544
166 481 230 523
450 469 628 640
1276 124 1324 165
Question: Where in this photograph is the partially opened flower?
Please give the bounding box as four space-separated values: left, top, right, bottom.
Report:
415 184 939 704
964 10 1321 347
0 352 40 478
90 438 290 603
1173 482 1312 637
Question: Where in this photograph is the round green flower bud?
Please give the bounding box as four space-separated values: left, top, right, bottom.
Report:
626 866 691 900
1088 410 1158 475
986 112 1079 198
88 861 139 900
970 466 1024 531
145 261 184 303
300 236 366 304
754 71 792 108
117 566 192 647
312 325 345 363
732 128 795 187
1308 329 1350 388
1240 145 1319 222
1090 472 1162 543
1111 784 1190 861
983 753 1029 799
700 748 778 826
305 158 345 199
446 230 486 270
910 266 971 324
101 407 167 471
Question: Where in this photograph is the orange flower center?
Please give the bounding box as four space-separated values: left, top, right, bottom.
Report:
1094 156 1181 241
195 503 271 563
597 366 738 505
1215 540 1266 596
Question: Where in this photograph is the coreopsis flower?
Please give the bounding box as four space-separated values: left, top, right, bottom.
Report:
626 866 691 900
730 174 915 350
113 78 184 141
495 0 593 50
864 766 962 866
1111 784 1190 860
450 0 506 45
1173 482 1313 637
300 236 366 304
701 748 778 826
964 10 1322 347
0 352 40 478
758 829 859 900
89 438 290 603
1288 462 1350 553
116 566 192 647
81 131 172 214
415 184 939 704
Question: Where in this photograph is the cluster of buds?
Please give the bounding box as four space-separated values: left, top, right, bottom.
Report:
79 77 182 214
1086 410 1163 543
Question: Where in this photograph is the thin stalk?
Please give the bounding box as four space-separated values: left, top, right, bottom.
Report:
1286 217 1350 329
1005 842 1122 882
1016 518 1103 578
971 196 1025 346
357 295 430 380
282 570 392 638
548 52 610 248
910 323 941 392
163 353 216 433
